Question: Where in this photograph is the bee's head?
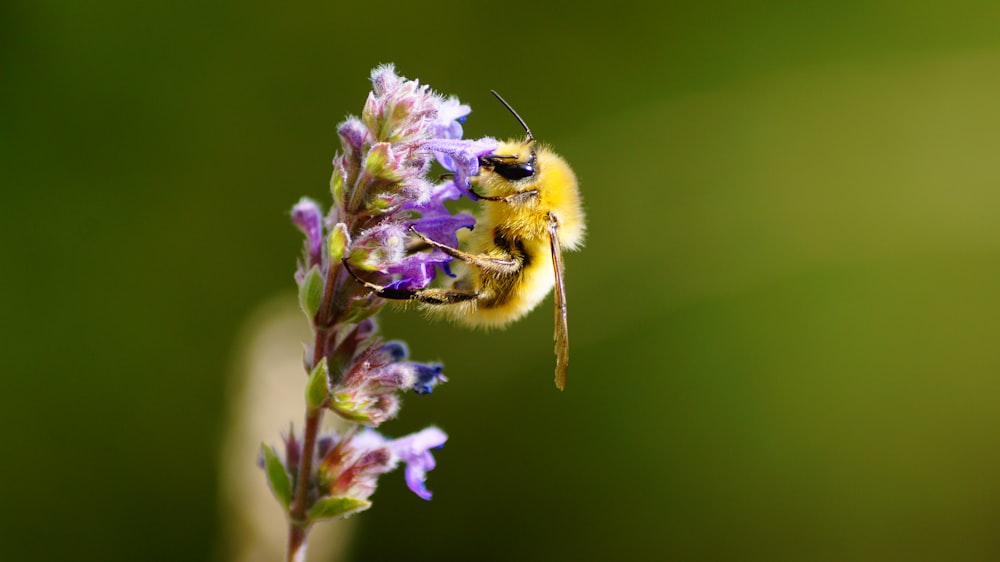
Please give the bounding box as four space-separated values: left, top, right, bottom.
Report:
479 91 537 181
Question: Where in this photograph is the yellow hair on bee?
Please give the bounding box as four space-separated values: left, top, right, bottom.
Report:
477 142 586 250
424 140 585 329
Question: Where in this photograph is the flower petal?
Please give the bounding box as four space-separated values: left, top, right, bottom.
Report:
390 427 448 500
429 96 471 140
291 197 324 262
423 137 498 197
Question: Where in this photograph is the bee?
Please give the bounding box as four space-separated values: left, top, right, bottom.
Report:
348 91 585 390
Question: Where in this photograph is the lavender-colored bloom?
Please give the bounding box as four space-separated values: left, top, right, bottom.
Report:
338 118 370 162
380 340 409 362
291 197 324 264
350 178 473 290
408 362 447 395
270 66 482 543
352 220 410 272
375 178 472 290
335 61 493 292
363 64 442 145
273 424 445 528
341 64 496 292
424 137 499 197
317 430 394 502
389 426 448 500
349 426 447 501
330 336 448 425
428 96 471 140
352 64 496 204
385 208 475 291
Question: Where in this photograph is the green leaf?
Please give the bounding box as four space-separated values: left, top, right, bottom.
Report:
298 266 324 320
307 496 372 522
305 357 330 410
328 223 350 262
262 444 292 510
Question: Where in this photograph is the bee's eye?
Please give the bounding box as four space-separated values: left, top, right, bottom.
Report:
481 151 537 181
493 161 535 180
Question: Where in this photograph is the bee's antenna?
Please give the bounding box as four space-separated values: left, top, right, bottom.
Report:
490 90 534 142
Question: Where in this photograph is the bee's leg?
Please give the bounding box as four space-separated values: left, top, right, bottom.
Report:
400 287 480 305
406 237 432 253
408 227 521 275
342 259 479 304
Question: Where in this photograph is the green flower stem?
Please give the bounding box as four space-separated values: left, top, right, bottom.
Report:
288 265 347 562
277 66 478 560
287 405 322 562
316 262 342 329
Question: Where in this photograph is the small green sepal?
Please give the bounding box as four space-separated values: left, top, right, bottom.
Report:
306 357 330 410
262 444 292 510
307 496 372 522
347 248 375 270
328 223 350 262
298 266 324 320
330 167 346 208
330 391 372 424
363 143 403 182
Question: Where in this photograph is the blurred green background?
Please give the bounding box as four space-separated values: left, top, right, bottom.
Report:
5 1 1000 560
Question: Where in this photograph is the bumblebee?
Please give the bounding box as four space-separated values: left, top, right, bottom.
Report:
350 92 585 390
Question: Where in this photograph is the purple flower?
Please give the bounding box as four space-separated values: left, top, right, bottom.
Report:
340 66 494 290
388 427 448 500
337 118 370 162
363 64 441 145
330 337 448 425
291 197 324 265
428 96 471 140
423 137 498 198
351 219 409 273
408 362 447 395
370 178 473 291
317 430 394 502
271 66 485 533
384 204 475 291
351 426 448 500
340 65 494 289
380 340 409 361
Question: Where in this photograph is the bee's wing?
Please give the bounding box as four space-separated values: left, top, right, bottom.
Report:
549 215 569 390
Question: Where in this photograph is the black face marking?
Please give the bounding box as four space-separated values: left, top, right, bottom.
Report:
481 151 537 181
